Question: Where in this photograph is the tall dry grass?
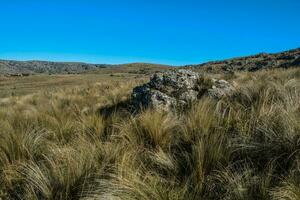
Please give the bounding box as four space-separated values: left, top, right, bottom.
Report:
0 68 299 200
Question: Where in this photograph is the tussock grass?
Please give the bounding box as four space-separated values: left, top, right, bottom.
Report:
0 68 299 199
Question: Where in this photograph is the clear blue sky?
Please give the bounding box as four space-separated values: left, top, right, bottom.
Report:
0 0 299 65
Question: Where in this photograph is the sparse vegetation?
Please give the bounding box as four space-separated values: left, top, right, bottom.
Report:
0 68 299 200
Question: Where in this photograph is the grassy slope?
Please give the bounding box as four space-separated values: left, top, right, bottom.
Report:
0 68 299 199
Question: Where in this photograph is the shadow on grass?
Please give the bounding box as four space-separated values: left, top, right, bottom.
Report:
98 99 134 119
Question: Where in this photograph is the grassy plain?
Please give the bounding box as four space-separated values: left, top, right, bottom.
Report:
0 73 144 98
0 68 299 200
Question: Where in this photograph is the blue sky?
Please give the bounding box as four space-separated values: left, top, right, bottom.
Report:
0 0 299 65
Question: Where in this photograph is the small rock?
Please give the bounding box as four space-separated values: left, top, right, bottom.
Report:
208 79 236 99
178 90 198 102
147 90 177 111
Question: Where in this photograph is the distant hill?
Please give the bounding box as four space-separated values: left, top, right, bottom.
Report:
188 48 300 73
0 60 112 75
0 60 172 75
1 48 299 75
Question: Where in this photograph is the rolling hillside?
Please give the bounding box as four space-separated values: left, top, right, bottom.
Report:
189 48 300 72
0 60 172 75
0 60 110 75
1 48 299 75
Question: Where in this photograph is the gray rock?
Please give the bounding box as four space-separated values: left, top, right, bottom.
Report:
131 69 236 111
147 90 177 111
132 84 176 111
150 69 199 90
148 69 199 97
208 79 236 99
178 90 198 102
132 70 200 111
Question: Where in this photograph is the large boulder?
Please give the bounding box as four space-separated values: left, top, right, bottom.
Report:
132 69 236 111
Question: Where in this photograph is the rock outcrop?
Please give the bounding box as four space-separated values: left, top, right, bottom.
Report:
132 69 236 111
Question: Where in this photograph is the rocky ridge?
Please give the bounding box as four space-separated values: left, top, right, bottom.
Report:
188 48 300 72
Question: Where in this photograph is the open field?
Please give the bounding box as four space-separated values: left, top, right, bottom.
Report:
0 63 171 98
0 73 144 98
0 68 299 199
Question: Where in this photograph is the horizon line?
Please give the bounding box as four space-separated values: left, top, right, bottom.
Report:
0 46 299 67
